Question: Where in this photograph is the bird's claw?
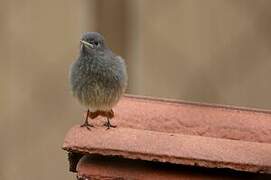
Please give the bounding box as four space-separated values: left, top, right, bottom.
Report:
103 121 117 130
80 123 94 130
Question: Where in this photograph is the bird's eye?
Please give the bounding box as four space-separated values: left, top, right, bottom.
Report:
94 41 99 46
90 40 99 47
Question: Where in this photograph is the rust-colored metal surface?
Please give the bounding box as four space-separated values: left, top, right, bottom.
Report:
64 126 271 174
76 155 270 180
63 95 271 176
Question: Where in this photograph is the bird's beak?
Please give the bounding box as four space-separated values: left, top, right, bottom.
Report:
80 40 94 49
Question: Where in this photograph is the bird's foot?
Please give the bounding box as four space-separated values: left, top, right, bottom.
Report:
103 119 117 130
80 122 94 130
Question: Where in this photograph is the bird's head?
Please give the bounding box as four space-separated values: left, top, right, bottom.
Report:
80 32 106 55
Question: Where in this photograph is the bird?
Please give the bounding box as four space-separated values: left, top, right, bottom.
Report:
69 32 128 129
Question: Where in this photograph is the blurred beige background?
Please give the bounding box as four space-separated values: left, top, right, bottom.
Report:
1 0 271 179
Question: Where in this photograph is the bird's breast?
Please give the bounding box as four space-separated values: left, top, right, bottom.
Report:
69 57 126 109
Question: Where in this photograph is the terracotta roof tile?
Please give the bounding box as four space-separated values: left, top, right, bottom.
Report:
76 155 270 180
64 126 271 174
114 95 271 143
63 95 271 174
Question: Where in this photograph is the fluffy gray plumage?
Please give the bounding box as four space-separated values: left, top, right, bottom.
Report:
69 32 128 113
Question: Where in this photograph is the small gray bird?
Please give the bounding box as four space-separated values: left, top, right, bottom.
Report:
69 32 128 129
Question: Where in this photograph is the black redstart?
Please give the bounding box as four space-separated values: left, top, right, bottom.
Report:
69 32 128 129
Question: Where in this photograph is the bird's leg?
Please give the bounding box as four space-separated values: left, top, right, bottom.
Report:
80 109 94 130
103 110 117 129
104 117 117 129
